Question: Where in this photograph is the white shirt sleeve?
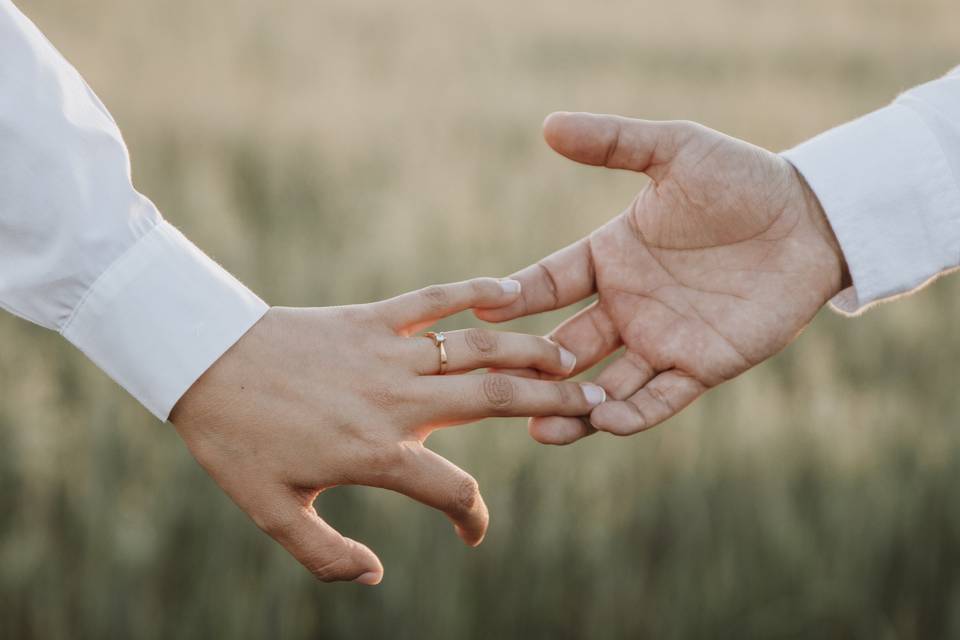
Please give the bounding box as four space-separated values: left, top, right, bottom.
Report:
783 66 960 315
0 1 269 420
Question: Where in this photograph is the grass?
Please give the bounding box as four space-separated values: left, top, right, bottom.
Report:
2 0 960 637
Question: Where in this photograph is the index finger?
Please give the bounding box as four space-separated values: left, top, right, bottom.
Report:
377 277 522 335
475 237 595 323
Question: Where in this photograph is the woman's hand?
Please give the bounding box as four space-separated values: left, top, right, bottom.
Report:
169 277 606 585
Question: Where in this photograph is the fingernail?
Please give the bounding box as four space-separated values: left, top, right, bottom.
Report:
581 383 606 406
559 347 577 371
499 279 521 295
353 571 382 586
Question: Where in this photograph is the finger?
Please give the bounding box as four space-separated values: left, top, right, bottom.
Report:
542 112 688 178
527 416 596 446
363 443 489 546
505 291 622 446
413 374 606 423
592 350 656 401
485 366 546 380
254 493 383 585
589 370 706 435
548 301 622 375
377 278 522 335
475 237 595 323
408 328 577 377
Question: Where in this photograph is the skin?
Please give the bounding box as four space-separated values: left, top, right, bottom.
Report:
478 112 850 445
169 277 606 585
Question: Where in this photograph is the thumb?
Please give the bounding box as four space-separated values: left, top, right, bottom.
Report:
542 112 687 178
256 494 384 585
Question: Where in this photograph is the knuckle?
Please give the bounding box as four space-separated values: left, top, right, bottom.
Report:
420 285 451 310
465 328 498 360
363 442 404 473
469 278 492 298
481 374 516 411
555 381 580 408
628 402 650 433
308 545 353 582
648 385 676 413
667 119 696 133
364 381 405 411
337 305 371 325
534 261 560 308
255 509 296 540
452 475 481 515
665 120 703 145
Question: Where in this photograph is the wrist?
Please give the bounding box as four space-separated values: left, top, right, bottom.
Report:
793 167 851 299
169 306 278 428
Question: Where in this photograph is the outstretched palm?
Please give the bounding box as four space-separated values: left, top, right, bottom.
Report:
479 113 846 444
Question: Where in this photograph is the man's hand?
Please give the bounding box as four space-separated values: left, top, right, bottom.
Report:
478 113 848 444
169 278 604 584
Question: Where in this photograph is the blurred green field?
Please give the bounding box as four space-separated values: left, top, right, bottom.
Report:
2 0 960 637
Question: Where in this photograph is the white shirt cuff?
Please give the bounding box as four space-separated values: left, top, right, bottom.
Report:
783 103 960 314
60 220 269 421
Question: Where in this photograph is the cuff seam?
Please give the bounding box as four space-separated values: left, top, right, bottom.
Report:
59 220 162 336
783 102 960 314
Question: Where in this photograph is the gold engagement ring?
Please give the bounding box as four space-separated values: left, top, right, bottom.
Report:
423 331 448 375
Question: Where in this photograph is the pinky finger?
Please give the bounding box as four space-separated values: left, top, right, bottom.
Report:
588 370 705 435
252 492 384 585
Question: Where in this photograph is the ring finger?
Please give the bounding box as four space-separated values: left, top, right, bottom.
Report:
408 328 577 377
